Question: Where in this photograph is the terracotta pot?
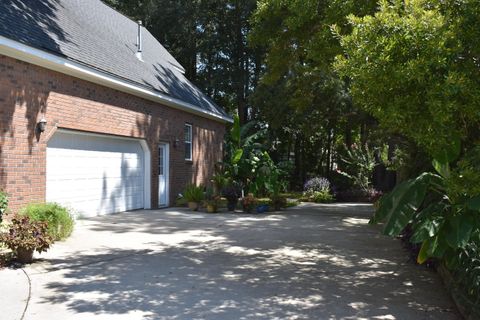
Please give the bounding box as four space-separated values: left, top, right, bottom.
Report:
188 201 199 211
16 247 34 264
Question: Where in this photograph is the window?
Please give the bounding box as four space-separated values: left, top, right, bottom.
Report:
184 123 192 161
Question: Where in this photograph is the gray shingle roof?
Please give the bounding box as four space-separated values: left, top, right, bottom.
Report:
0 0 229 118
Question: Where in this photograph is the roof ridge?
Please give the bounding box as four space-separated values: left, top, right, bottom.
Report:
0 0 229 120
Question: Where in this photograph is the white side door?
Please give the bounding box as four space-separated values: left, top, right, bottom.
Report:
158 143 169 207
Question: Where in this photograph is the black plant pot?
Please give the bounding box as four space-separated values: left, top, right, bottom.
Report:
227 201 237 211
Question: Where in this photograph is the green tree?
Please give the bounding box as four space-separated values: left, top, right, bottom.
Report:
335 0 480 158
249 0 378 187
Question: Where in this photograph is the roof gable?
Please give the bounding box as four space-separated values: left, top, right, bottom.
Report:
0 0 229 119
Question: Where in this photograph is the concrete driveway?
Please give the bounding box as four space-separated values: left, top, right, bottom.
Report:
11 203 459 319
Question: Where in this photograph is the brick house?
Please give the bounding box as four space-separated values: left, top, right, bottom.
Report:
0 0 231 216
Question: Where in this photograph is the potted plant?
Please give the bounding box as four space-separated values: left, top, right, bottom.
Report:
0 216 53 264
204 188 220 213
183 184 204 211
256 198 271 213
241 193 257 213
211 173 228 197
222 185 239 211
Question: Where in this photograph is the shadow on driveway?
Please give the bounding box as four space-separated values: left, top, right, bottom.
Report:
25 203 459 319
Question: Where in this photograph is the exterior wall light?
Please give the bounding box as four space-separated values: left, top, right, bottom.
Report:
37 118 47 133
173 137 180 148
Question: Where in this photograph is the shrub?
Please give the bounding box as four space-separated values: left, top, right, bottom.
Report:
20 203 74 241
175 194 187 207
183 184 204 203
312 190 334 203
454 239 480 307
0 215 53 253
222 185 239 203
338 144 376 192
304 177 331 193
0 190 8 223
286 199 300 208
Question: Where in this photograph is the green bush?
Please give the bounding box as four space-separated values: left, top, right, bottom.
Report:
20 203 74 241
300 190 334 203
175 196 187 207
454 238 480 306
183 184 204 202
0 191 8 223
286 199 300 208
312 190 334 203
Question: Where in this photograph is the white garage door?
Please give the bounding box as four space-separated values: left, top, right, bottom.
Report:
46 130 145 217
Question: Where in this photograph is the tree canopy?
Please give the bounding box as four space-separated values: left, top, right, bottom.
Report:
335 0 480 158
103 0 263 123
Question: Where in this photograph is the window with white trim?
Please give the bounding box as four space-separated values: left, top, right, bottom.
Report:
184 123 192 161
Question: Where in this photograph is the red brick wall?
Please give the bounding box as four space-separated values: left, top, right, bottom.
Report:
0 55 226 213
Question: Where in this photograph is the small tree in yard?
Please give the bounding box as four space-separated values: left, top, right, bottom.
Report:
338 144 376 193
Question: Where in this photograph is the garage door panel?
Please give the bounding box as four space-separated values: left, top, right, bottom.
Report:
46 131 145 217
48 183 144 203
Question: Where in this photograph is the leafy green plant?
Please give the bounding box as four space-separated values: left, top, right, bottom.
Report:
175 195 187 207
211 173 227 195
0 216 53 254
370 140 480 265
183 184 204 203
224 115 265 181
453 237 480 309
0 190 8 223
249 152 287 197
338 144 376 192
286 199 300 208
20 203 74 241
312 190 334 203
204 187 220 213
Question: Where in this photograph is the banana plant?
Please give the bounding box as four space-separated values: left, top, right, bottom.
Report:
371 139 480 265
223 114 265 186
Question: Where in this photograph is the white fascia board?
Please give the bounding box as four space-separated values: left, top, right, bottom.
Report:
0 35 233 124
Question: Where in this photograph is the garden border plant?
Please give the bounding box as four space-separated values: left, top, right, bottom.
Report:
0 215 53 264
370 141 480 317
0 190 8 224
183 184 204 211
20 202 74 241
301 177 335 203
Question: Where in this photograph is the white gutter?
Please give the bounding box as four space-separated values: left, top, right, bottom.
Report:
0 35 233 124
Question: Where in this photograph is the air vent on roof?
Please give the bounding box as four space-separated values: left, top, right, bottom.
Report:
136 20 143 61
